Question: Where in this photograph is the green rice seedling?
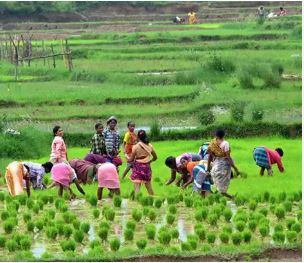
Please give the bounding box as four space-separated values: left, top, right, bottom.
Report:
0 235 6 248
242 231 252 243
233 212 248 223
201 207 208 220
291 222 301 232
236 221 246 232
269 204 276 213
93 209 100 219
194 223 203 232
55 221 65 236
126 220 136 231
98 227 109 242
194 199 203 208
269 196 276 204
297 211 302 221
110 238 120 251
32 204 40 214
207 213 218 226
188 239 198 250
184 197 193 208
258 208 268 217
168 205 177 214
274 224 284 233
40 195 49 205
63 225 73 238
166 213 176 225
113 195 122 208
286 219 296 230
0 192 5 202
145 224 156 240
89 240 100 249
283 201 292 212
80 223 90 234
35 220 44 231
99 221 110 230
222 225 233 234
154 199 162 208
60 240 76 252
259 218 270 227
63 192 70 201
87 195 98 207
20 237 32 250
62 212 75 224
132 209 142 222
37 200 44 210
170 228 179 239
140 196 149 207
8 201 19 212
147 196 154 206
148 209 157 221
195 228 206 242
278 192 287 202
17 195 27 206
5 195 13 204
207 194 215 205
124 228 134 241
286 231 297 243
40 252 54 261
60 204 68 213
181 241 192 251
105 209 115 221
259 225 269 238
158 230 171 245
73 230 84 243
46 209 56 219
206 233 216 244
223 208 233 222
54 198 63 209
72 219 80 230
212 205 223 218
23 212 31 223
1 211 9 221
195 209 203 222
136 239 147 250
263 191 270 202
3 220 14 234
143 207 150 217
275 206 285 220
231 232 242 245
273 231 285 244
235 195 245 206
219 232 229 244
46 227 58 240
6 239 17 252
48 196 54 204
27 221 35 232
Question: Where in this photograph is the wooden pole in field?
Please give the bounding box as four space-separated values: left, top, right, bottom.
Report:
65 39 72 71
51 44 56 68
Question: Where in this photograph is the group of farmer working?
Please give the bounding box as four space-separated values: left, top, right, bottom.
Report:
4 116 284 202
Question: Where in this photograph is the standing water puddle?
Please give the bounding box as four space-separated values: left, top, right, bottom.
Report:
177 217 187 242
32 243 46 259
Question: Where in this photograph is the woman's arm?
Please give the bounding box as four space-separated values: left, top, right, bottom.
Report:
150 149 157 162
127 147 136 162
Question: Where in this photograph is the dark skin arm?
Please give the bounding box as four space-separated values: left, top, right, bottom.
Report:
182 175 193 189
166 169 176 185
97 187 103 200
74 179 85 195
25 178 30 197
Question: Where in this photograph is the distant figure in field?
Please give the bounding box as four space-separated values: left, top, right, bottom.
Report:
50 126 69 165
97 162 120 201
253 147 284 176
122 121 137 179
188 10 198 24
165 153 202 187
256 6 266 18
127 130 157 195
5 161 31 197
267 10 277 18
277 6 287 16
207 128 238 199
90 122 106 155
173 16 185 24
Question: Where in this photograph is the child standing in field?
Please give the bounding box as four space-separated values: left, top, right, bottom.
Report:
90 123 106 155
253 146 284 176
122 121 137 179
127 130 157 195
50 126 69 165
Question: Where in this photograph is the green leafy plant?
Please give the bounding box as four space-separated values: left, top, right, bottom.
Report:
6 239 17 252
98 227 109 242
206 233 216 244
93 209 100 219
145 224 156 240
154 199 162 208
199 110 215 126
274 224 284 233
1 211 9 221
283 201 292 212
259 225 269 238
223 208 233 222
170 228 179 239
291 222 301 232
219 232 229 244
63 225 73 238
110 238 120 251
184 197 193 208
286 231 297 243
207 213 218 226
231 102 245 122
3 220 14 234
126 220 136 231
248 201 257 211
166 213 176 225
105 209 115 221
148 209 157 221
73 230 84 243
124 228 134 241
60 240 76 252
35 220 44 231
113 195 122 207
168 205 177 214
242 231 252 243
0 235 6 247
46 227 58 240
236 221 246 232
131 209 142 222
72 219 80 230
275 206 285 220
158 230 171 245
231 232 242 245
80 223 90 234
136 239 147 250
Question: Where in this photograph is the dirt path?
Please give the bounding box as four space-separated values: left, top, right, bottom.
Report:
121 248 301 262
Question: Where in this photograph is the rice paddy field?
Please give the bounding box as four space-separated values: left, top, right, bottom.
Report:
0 1 302 261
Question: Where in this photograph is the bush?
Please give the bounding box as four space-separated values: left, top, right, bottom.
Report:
113 195 122 208
3 220 14 234
231 102 245 122
199 110 215 126
205 53 235 73
286 231 297 243
238 69 255 89
275 206 285 220
158 230 171 245
20 237 32 250
60 240 76 252
93 209 100 219
80 223 90 234
223 208 233 222
126 220 136 231
166 213 176 225
124 228 134 241
219 232 229 244
148 209 157 221
63 225 73 238
110 238 120 251
145 224 156 240
154 199 162 208
206 233 216 244
273 231 285 244
231 232 242 245
6 240 17 252
131 209 142 222
243 231 252 243
136 239 147 250
98 228 109 242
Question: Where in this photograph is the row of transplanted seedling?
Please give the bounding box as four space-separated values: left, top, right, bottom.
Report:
0 189 301 260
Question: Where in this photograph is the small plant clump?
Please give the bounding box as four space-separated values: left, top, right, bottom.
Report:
132 209 142 222
6 240 17 252
72 219 81 230
273 231 285 244
23 212 31 223
73 230 84 243
126 220 136 231
46 227 58 240
80 223 90 234
154 199 162 208
166 213 176 225
145 224 156 240
93 209 100 219
223 208 233 222
88 195 98 207
1 211 10 221
148 209 157 221
286 231 297 243
124 228 134 241
113 195 122 208
63 225 73 238
168 205 177 214
0 235 6 248
207 233 216 244
275 206 286 220
110 238 120 251
219 232 229 244
105 209 115 221
231 232 242 245
136 239 147 250
181 242 192 251
207 213 218 226
158 230 171 245
242 231 252 243
60 240 76 252
35 220 44 231
291 222 301 232
98 228 109 242
259 225 269 238
20 237 32 250
274 224 284 233
170 228 179 239
248 201 257 211
283 201 292 212
235 221 246 232
184 197 193 208
3 220 14 234
27 221 35 232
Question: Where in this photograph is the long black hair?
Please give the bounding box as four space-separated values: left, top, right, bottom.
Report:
53 126 61 137
137 129 149 144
